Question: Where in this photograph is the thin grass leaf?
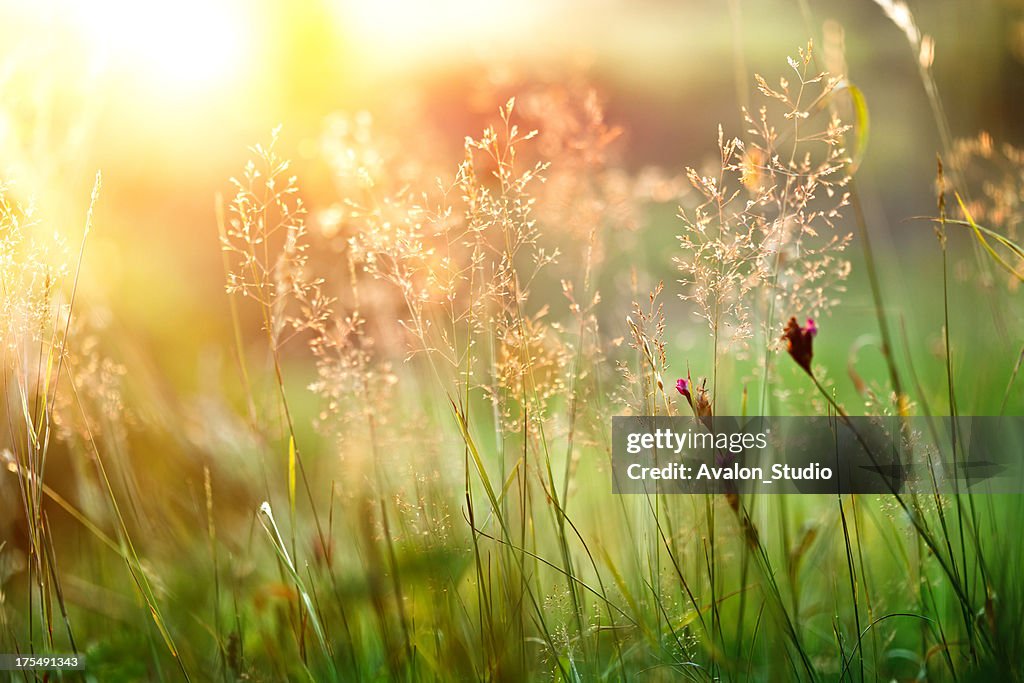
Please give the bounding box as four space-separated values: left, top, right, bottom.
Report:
288 435 297 522
257 502 337 680
955 193 1024 282
836 81 871 173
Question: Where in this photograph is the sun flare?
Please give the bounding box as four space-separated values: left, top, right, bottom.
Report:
41 0 246 91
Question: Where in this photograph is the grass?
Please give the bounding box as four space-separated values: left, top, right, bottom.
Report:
2 2 1024 681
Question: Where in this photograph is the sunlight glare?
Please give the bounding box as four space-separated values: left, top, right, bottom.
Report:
60 0 245 91
337 0 545 60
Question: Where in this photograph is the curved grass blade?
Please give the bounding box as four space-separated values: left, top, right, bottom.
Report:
954 193 1024 283
836 81 871 173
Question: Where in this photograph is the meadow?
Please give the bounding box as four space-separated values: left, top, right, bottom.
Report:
2 0 1024 681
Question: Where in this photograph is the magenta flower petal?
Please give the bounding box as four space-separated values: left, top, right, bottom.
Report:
782 316 816 375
